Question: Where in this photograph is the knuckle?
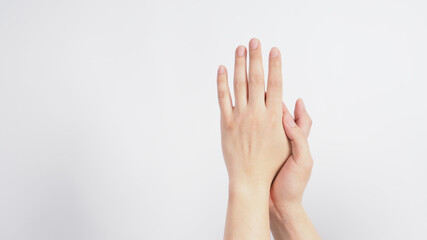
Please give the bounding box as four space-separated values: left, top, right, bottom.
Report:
305 157 314 169
234 80 247 90
217 76 225 84
247 110 258 122
242 109 261 124
307 116 313 126
249 72 264 84
249 50 260 58
297 154 313 170
269 78 282 88
235 110 250 124
267 110 281 123
249 78 264 86
269 59 281 67
217 89 228 99
221 118 234 130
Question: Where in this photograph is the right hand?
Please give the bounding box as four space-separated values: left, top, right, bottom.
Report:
270 98 313 214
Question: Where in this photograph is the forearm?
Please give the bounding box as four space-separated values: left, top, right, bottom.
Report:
270 203 321 240
224 181 271 240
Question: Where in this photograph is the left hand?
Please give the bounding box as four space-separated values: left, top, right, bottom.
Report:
218 39 292 188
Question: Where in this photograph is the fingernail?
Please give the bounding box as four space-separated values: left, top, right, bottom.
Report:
285 114 296 127
270 47 279 58
218 65 225 74
249 38 258 49
236 46 245 57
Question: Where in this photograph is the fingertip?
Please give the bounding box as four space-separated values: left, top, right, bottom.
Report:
282 112 300 142
249 38 259 50
270 47 280 58
236 45 246 57
294 98 312 138
283 112 309 158
284 113 297 128
217 65 232 116
294 98 309 117
218 65 226 75
296 98 306 110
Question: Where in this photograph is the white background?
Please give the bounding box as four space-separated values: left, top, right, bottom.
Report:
1 0 426 239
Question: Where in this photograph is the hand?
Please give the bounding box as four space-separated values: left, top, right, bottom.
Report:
270 98 313 211
217 39 291 188
269 99 321 240
217 38 291 240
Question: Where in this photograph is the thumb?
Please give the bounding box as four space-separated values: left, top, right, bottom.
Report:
294 98 312 139
283 112 311 161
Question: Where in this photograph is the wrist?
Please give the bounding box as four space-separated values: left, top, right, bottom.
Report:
270 202 306 237
228 179 270 198
270 201 305 229
225 178 272 240
271 201 304 221
228 173 272 193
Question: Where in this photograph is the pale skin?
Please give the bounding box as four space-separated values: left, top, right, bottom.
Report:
217 38 321 240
